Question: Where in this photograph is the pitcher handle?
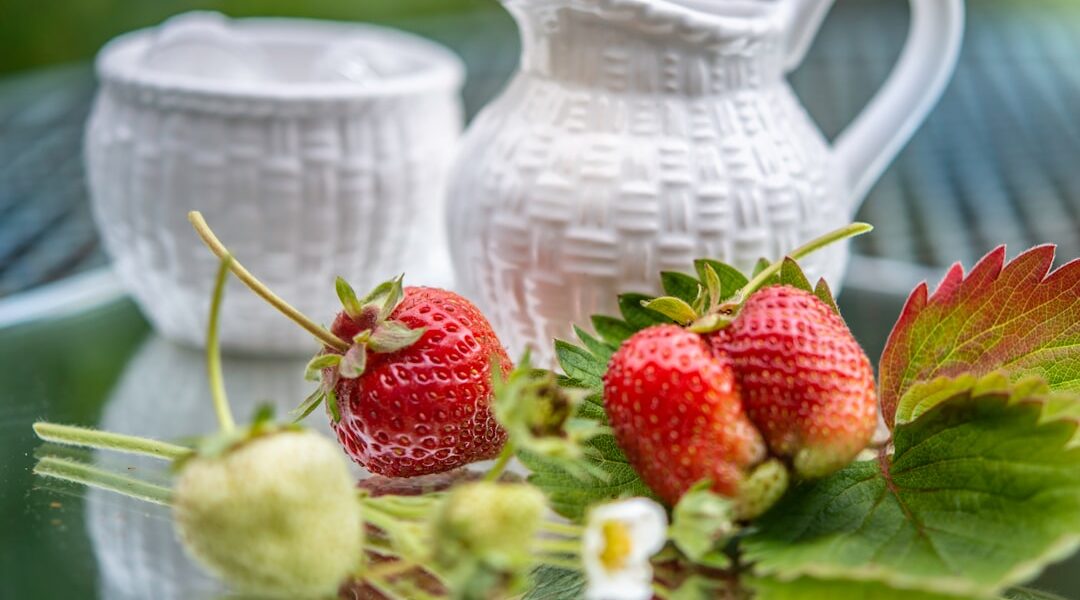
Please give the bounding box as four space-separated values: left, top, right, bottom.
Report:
831 0 965 214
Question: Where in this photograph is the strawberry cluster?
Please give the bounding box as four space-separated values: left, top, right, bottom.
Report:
604 284 878 517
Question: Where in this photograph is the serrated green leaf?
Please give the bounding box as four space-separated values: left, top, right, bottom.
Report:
694 259 750 303
519 431 658 521
743 379 1080 598
555 340 606 391
573 326 615 366
779 257 814 292
880 246 1080 426
642 296 698 325
814 278 841 315
591 315 636 347
576 392 607 422
618 293 672 330
524 566 585 600
662 271 703 304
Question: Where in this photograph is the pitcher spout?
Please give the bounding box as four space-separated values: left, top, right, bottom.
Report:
780 0 835 71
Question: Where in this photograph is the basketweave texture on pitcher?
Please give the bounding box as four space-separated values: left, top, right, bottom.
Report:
448 1 846 364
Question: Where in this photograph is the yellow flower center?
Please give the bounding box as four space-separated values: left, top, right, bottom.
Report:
599 520 633 571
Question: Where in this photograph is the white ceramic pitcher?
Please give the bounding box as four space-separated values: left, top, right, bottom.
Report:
447 0 964 362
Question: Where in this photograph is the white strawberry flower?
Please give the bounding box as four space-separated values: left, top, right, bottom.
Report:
582 498 668 600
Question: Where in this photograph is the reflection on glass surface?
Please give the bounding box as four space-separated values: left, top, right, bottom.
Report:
84 335 339 599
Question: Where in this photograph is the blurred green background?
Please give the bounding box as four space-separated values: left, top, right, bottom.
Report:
0 0 499 74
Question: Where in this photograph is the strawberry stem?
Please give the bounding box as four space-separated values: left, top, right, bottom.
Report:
188 211 350 352
207 256 237 433
539 520 584 537
34 456 173 505
738 222 873 301
32 422 191 461
483 442 515 482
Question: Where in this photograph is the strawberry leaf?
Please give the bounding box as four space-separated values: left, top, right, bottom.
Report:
591 315 636 347
518 430 659 521
524 566 585 600
779 257 814 293
368 321 425 353
880 245 1080 426
572 326 615 366
291 388 325 422
752 257 774 278
618 293 673 330
642 297 698 325
338 343 367 379
814 278 841 315
335 276 363 319
743 376 1080 598
304 353 341 381
554 340 606 390
662 271 703 304
694 259 749 303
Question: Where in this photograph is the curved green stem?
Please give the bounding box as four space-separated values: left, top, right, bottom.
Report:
483 442 515 482
34 456 172 505
540 520 585 538
737 222 873 301
33 422 191 461
189 211 349 352
536 538 581 556
207 256 236 433
363 495 438 520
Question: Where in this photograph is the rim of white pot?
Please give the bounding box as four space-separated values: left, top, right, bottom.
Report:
95 17 465 116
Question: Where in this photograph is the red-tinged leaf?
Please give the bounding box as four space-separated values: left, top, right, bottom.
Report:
880 245 1080 426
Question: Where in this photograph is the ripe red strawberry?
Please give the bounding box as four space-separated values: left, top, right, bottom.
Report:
710 285 877 479
324 285 511 477
603 325 769 508
186 212 512 478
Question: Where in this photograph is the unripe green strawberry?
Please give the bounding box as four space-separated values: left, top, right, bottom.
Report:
711 285 878 479
432 481 548 598
603 325 776 514
433 481 547 571
173 430 362 598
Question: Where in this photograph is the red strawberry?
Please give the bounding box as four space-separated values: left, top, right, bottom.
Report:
603 325 772 511
324 285 511 477
186 212 511 478
710 285 877 479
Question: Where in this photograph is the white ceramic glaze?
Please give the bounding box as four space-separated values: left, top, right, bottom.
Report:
447 0 964 363
86 13 464 355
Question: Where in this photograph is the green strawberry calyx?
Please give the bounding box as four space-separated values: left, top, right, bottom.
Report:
293 275 426 423
641 223 871 333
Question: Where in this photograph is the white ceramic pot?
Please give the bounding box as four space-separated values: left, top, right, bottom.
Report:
86 13 464 355
447 0 964 363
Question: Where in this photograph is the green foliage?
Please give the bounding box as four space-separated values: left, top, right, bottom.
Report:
524 566 586 600
743 378 1080 598
518 431 657 521
879 246 1080 426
